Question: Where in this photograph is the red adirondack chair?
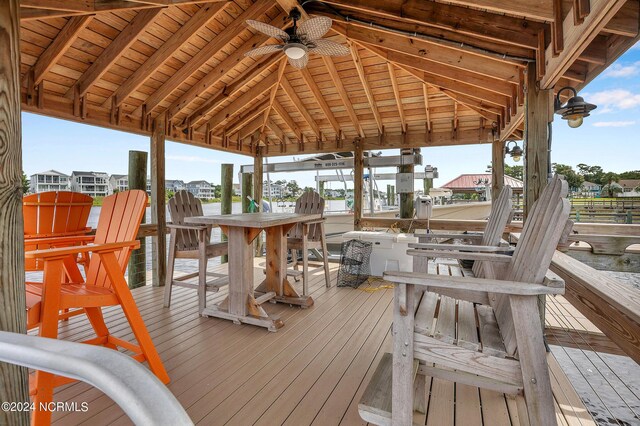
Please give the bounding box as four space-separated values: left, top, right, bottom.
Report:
25 190 168 425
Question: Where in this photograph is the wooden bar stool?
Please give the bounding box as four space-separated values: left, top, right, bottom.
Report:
164 190 228 314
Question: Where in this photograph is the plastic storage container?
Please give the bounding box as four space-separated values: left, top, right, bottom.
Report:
342 231 419 277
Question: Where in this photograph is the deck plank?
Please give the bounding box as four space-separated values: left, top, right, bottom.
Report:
43 260 599 426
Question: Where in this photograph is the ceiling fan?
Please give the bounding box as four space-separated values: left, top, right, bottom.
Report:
244 8 349 69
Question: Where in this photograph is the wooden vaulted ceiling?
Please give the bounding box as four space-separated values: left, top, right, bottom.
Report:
18 0 640 156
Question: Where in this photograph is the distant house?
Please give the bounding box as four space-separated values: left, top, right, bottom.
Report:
29 170 70 193
232 183 241 196
263 182 284 198
70 171 110 197
580 181 601 196
186 180 214 199
108 174 152 195
165 180 186 193
441 174 523 194
324 189 342 198
619 179 640 193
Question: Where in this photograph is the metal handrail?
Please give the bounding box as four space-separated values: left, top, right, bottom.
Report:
0 331 192 425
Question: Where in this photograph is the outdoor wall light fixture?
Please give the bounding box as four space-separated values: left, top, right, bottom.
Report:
505 141 523 162
554 86 597 128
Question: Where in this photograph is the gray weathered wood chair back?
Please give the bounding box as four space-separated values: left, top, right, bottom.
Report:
288 191 325 240
168 190 210 250
471 185 513 277
491 176 571 356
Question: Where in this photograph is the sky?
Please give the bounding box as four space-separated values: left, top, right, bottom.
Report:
21 41 640 192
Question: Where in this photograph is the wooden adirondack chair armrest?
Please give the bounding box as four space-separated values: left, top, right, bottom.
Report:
25 241 140 259
23 235 96 245
383 271 564 296
301 218 326 225
415 232 483 241
407 249 513 263
167 223 210 231
408 242 513 253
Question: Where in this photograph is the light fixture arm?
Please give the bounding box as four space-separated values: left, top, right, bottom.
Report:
554 86 577 111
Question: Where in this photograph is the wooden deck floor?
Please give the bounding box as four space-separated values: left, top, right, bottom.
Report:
46 261 595 425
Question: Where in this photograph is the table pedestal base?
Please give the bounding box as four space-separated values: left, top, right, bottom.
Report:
255 279 314 308
202 292 283 332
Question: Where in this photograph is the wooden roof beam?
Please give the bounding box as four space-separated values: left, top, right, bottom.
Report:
422 84 431 132
167 13 286 119
280 75 321 138
437 0 553 21
68 8 161 99
298 67 340 135
337 23 523 86
29 15 92 86
20 0 226 17
322 56 365 138
230 108 267 140
272 101 303 140
265 117 289 145
387 63 406 133
603 0 639 37
319 0 541 50
348 41 383 134
260 59 287 134
139 0 273 115
541 0 628 89
105 1 227 108
184 53 281 129
205 71 278 132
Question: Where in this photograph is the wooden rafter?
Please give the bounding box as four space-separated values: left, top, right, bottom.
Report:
387 63 406 133
541 0 628 89
266 117 288 145
348 41 383 133
19 0 224 18
280 74 321 138
29 15 92 86
105 1 227 108
298 67 340 135
438 0 553 21
273 101 303 140
166 13 286 119
139 0 273 115
319 0 542 50
337 23 524 85
422 84 431 132
260 58 287 135
322 56 365 138
68 7 162 98
184 53 281 130
206 71 278 132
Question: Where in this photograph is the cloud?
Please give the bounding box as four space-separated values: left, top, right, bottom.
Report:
584 89 640 112
605 61 640 77
592 121 636 128
166 155 219 164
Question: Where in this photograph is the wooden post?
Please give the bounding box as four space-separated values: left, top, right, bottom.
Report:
524 62 552 219
353 139 364 231
492 140 505 200
387 184 391 206
0 1 30 421
400 148 414 220
128 150 147 289
423 177 433 196
150 115 166 287
391 185 395 206
242 172 253 213
253 146 263 256
524 62 552 327
319 181 325 198
220 163 233 263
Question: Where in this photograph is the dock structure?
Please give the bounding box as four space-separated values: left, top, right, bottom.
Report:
1 0 640 424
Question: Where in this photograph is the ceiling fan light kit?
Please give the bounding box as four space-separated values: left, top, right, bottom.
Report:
244 7 349 69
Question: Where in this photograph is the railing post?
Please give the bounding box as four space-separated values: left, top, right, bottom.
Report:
220 164 233 264
0 1 31 422
128 150 147 289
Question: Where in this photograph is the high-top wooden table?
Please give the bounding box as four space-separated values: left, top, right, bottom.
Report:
185 212 320 331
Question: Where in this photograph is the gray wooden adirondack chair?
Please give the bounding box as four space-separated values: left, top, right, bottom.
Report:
377 176 572 425
412 185 514 277
163 190 228 313
287 191 331 295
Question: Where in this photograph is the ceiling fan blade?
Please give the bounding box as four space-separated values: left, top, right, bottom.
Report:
310 39 349 56
297 16 332 40
246 20 288 41
244 44 284 57
288 54 309 69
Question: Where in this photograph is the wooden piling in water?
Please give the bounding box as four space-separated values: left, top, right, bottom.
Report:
220 163 233 264
242 172 253 213
128 150 147 289
0 0 30 420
